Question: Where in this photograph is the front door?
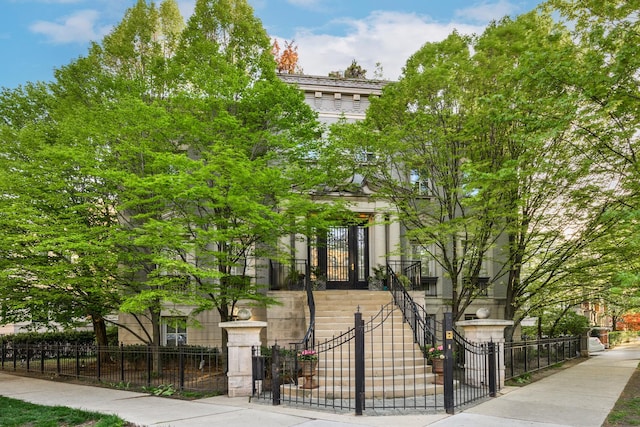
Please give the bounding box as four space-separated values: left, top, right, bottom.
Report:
315 223 369 289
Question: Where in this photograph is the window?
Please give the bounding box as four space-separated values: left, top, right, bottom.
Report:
410 170 432 196
163 317 187 346
464 277 489 297
411 243 437 276
476 277 489 297
355 149 376 164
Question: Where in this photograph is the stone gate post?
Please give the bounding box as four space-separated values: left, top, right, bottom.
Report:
220 320 267 397
455 318 513 389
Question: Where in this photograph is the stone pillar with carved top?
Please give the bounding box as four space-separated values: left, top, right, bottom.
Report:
220 320 267 397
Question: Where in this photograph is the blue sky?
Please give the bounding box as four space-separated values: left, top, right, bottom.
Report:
1 0 544 89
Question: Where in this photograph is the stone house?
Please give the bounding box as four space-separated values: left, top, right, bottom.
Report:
117 74 509 348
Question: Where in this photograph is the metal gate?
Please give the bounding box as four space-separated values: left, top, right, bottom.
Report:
445 313 499 412
251 306 498 414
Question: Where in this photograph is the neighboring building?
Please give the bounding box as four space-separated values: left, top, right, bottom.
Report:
118 74 510 348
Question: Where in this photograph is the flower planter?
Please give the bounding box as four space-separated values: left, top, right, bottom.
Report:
432 358 444 374
432 358 444 385
299 360 318 389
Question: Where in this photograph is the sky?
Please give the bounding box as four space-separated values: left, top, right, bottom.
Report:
1 0 545 89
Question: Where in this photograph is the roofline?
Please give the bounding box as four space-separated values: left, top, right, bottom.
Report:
277 73 390 95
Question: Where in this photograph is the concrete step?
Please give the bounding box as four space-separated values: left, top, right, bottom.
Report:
319 353 427 369
281 381 447 399
298 290 436 399
316 363 432 375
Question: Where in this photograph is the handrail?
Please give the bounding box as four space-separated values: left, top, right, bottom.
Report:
386 265 437 354
289 263 316 387
290 262 315 351
301 265 316 349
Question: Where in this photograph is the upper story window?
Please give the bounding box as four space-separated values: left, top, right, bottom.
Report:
410 170 432 196
410 243 437 276
355 149 376 164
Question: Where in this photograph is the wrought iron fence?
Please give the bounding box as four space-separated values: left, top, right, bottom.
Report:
387 260 421 290
450 327 498 411
0 342 227 393
504 336 581 381
252 304 450 414
252 304 506 416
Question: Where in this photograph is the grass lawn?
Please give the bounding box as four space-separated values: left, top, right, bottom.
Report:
0 395 132 427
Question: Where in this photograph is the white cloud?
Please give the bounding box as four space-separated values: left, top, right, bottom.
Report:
454 1 520 23
29 9 111 44
287 11 484 80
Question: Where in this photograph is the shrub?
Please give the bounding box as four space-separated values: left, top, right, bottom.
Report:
0 331 97 345
609 331 639 347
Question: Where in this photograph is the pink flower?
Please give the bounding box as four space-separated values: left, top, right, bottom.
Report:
299 349 318 360
426 345 444 361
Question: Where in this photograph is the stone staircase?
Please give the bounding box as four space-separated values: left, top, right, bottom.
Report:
290 290 441 399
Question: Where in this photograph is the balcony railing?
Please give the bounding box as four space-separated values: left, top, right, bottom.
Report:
387 260 438 295
269 259 309 290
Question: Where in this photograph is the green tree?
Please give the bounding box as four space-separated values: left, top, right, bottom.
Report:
0 83 121 347
546 0 640 308
468 11 615 335
132 0 328 335
329 10 619 330
330 31 498 320
344 60 367 79
0 0 331 354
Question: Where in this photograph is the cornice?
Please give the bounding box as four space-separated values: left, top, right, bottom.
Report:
278 73 389 94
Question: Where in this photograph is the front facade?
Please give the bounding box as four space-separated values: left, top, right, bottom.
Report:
118 74 509 348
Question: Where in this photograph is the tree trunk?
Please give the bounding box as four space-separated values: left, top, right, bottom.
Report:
150 304 162 374
91 314 111 364
92 314 109 346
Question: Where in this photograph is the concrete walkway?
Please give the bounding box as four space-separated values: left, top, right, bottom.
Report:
1 341 638 427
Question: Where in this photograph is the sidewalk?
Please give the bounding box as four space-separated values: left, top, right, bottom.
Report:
1 341 638 427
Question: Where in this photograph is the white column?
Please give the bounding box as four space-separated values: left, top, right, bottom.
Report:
388 215 401 263
373 213 387 268
220 320 267 397
455 319 514 388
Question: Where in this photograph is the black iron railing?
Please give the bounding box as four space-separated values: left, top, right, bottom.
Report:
301 275 316 350
269 259 309 290
387 260 421 290
387 265 438 351
0 342 226 393
504 336 581 381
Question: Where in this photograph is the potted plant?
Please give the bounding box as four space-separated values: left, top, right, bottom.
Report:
426 345 445 381
368 265 387 290
298 348 319 389
311 267 326 290
426 345 444 361
285 267 305 290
